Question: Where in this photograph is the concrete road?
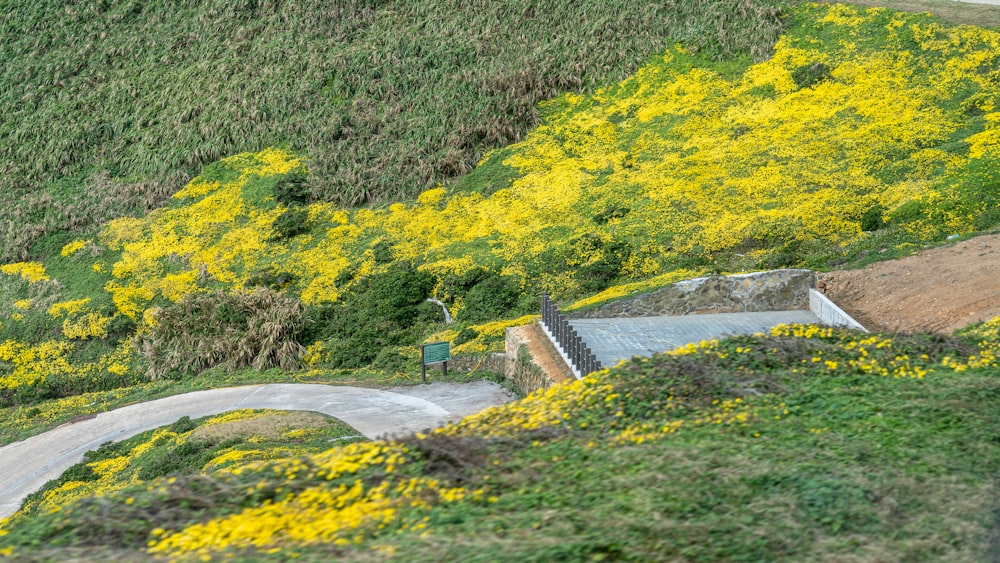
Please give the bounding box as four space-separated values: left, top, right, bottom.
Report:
0 381 516 520
571 310 822 368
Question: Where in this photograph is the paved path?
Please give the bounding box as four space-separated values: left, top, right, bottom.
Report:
0 381 515 520
572 310 822 367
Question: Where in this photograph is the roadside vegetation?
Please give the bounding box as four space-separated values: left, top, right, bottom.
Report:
1 2 1000 560
2 320 997 560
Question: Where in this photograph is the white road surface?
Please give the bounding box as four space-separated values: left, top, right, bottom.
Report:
0 381 516 520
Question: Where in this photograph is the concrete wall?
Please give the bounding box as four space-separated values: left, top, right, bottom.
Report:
568 269 817 319
809 289 866 331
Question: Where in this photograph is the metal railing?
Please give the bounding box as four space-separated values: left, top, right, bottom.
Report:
540 292 602 378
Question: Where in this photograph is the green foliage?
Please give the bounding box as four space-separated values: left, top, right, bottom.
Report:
371 241 395 265
272 172 313 207
136 439 219 481
860 203 886 232
571 236 631 293
303 266 436 368
0 0 786 262
457 275 522 324
269 206 311 241
453 327 478 346
246 267 297 290
138 288 307 379
791 61 833 89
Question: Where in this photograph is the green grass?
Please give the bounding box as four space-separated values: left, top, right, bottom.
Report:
2 326 997 560
0 0 786 263
3 408 366 553
0 365 505 447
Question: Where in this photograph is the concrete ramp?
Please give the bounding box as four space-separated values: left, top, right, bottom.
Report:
571 310 821 368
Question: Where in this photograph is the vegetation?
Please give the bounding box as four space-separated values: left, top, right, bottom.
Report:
0 0 785 263
3 3 1000 411
1 320 997 560
3 409 364 552
2 1 1000 560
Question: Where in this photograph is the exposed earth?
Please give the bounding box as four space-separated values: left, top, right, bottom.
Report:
522 233 1000 381
820 233 1000 334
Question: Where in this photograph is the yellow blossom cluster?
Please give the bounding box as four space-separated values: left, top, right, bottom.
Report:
613 397 790 445
768 322 998 377
0 262 48 283
0 339 133 392
47 299 90 318
60 240 90 257
61 313 112 340
148 476 477 557
148 439 486 558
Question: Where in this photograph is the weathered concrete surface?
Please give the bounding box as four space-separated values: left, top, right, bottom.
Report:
809 289 866 331
569 269 816 319
571 310 822 368
0 382 516 520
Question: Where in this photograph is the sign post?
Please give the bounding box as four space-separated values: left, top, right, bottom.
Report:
421 342 451 383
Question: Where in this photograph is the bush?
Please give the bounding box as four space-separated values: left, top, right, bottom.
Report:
270 206 311 240
791 62 832 89
303 266 436 368
460 275 521 323
860 203 886 232
272 172 312 206
246 267 297 290
138 288 307 379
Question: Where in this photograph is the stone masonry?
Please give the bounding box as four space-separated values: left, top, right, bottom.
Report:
567 269 817 319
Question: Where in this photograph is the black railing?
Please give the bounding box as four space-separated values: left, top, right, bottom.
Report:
541 292 602 378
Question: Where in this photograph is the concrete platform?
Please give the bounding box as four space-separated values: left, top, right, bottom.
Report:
571 310 822 368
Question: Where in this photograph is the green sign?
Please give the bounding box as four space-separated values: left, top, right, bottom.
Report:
422 342 451 365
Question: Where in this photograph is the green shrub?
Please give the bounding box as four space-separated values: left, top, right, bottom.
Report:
303 266 436 368
454 327 478 346
860 203 886 232
246 267 297 290
791 62 833 89
136 440 217 480
137 288 306 379
459 275 521 323
272 172 312 206
571 236 632 293
270 206 311 240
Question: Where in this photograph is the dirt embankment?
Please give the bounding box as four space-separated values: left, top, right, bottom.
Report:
819 234 1000 334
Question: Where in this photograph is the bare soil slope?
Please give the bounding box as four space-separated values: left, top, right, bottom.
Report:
819 233 1000 334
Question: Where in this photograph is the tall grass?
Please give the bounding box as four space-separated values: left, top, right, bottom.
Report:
0 0 785 262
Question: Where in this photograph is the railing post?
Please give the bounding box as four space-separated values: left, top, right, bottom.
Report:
540 292 606 379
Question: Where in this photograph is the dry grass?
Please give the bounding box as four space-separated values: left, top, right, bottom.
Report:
190 411 334 441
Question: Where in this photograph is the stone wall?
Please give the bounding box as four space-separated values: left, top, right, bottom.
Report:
447 328 552 397
568 269 817 319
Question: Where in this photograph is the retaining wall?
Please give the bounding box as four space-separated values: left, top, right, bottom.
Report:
568 269 817 319
809 288 867 331
447 328 552 396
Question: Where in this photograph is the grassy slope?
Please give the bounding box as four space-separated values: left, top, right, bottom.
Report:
2 2 1000 417
1 323 998 560
0 0 784 263
1 2 1000 559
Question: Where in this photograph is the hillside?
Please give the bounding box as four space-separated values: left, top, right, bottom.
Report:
1 1 1000 560
1 2 999 409
0 0 784 263
821 231 1000 333
2 321 998 560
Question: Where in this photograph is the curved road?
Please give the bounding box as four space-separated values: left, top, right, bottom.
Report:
0 381 516 520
